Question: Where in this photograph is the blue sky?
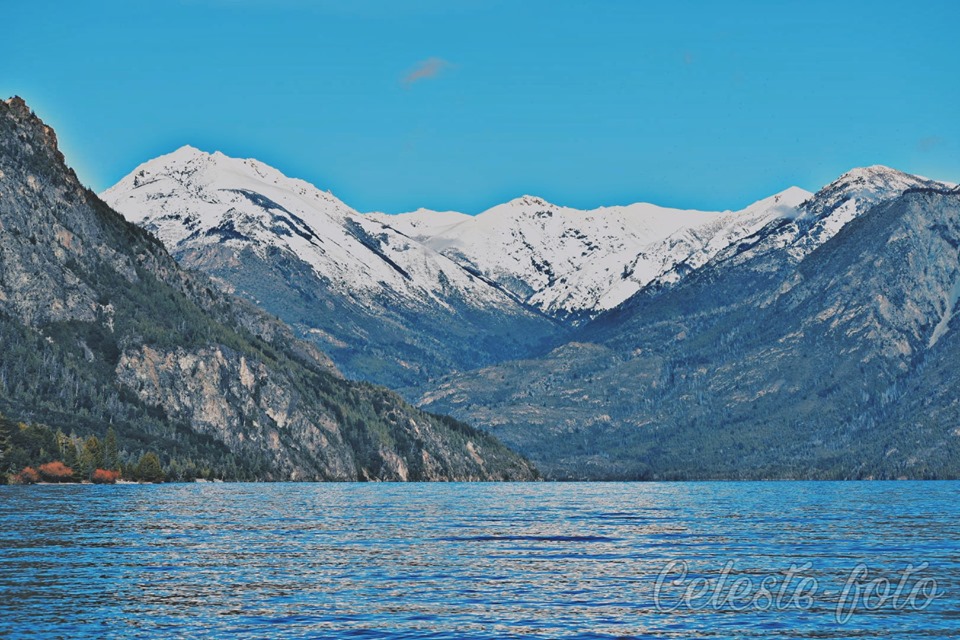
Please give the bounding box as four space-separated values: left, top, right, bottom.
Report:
4 0 958 213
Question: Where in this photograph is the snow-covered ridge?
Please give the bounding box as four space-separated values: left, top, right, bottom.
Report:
367 208 472 240
376 187 811 316
103 149 945 322
101 146 526 314
676 165 954 278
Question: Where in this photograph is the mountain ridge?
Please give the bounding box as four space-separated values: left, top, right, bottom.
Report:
371 185 814 319
102 145 825 392
102 144 562 392
419 170 960 479
0 96 536 482
97 129 960 481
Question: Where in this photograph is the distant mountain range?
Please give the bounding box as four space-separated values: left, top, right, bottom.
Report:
0 97 535 482
101 147 558 391
420 170 960 479
102 140 960 480
6 94 957 482
102 146 814 391
370 188 812 319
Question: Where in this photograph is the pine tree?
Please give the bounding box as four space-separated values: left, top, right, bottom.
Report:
58 431 80 471
135 452 164 483
80 436 103 479
104 427 119 471
0 416 12 475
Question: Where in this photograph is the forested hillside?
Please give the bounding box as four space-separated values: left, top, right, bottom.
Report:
0 97 535 482
422 180 960 480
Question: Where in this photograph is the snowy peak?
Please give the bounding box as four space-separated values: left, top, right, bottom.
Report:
104 147 340 250
501 195 555 209
757 185 813 209
467 195 567 228
101 148 534 317
804 165 950 233
833 164 924 190
165 143 208 162
697 166 954 273
107 145 354 225
802 165 948 220
105 146 813 323
104 147 942 323
413 187 811 317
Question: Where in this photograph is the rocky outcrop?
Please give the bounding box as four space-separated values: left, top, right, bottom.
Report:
116 345 357 480
113 343 536 480
0 97 134 327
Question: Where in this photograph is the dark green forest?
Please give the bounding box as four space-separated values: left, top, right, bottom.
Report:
0 414 168 484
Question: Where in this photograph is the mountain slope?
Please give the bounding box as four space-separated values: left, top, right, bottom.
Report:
420 170 960 479
102 148 559 391
376 189 811 320
0 96 535 481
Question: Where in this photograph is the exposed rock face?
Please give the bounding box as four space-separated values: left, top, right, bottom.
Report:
113 343 534 481
0 97 129 327
116 345 356 480
0 96 536 481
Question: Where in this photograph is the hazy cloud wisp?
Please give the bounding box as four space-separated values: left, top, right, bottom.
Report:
403 57 451 87
917 136 943 152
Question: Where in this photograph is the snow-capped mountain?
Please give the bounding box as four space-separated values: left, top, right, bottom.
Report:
101 147 558 390
789 165 950 260
373 189 811 319
103 146 947 396
384 166 948 320
102 145 817 388
0 95 535 482
420 169 960 480
677 165 952 283
103 146 519 313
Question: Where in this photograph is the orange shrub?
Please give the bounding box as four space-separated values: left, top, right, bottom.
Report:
15 467 40 484
91 469 120 484
38 461 74 483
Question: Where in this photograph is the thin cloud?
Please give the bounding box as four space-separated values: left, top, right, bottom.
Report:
402 58 451 87
917 136 943 152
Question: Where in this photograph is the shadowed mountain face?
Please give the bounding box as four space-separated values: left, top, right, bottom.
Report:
420 177 960 479
0 97 536 481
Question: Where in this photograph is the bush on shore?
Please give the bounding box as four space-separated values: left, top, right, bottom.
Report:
14 466 40 484
38 461 74 483
91 468 120 484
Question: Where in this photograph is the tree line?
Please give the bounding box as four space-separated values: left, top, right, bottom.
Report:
0 414 173 484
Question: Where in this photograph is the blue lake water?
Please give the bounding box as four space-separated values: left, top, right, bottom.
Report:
1 481 958 639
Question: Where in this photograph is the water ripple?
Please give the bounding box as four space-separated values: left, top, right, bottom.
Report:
1 481 958 638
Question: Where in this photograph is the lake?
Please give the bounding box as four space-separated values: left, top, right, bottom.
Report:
1 481 957 638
